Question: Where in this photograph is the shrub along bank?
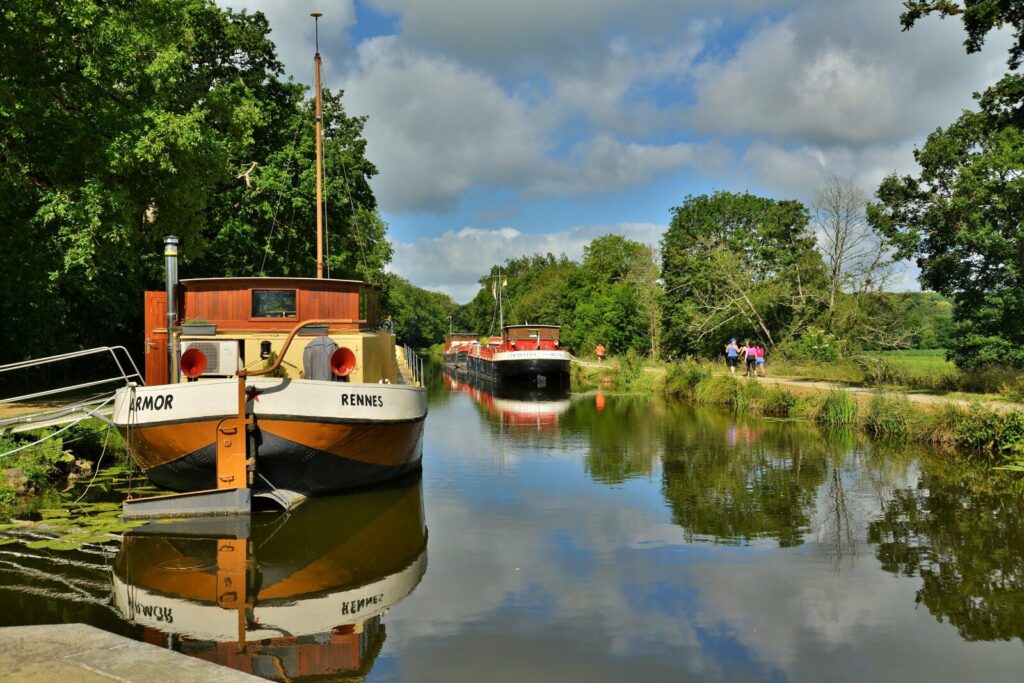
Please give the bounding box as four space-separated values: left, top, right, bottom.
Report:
0 421 126 522
571 357 1024 466
665 362 1024 463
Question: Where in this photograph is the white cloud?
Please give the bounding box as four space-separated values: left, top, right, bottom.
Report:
213 0 1017 293
691 22 903 146
546 33 704 138
532 136 729 196
217 0 356 81
344 37 718 212
389 223 666 302
344 37 556 213
688 3 1009 148
740 142 915 202
365 0 778 76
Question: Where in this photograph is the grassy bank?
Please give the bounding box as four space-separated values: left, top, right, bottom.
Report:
769 349 1024 401
667 361 1024 462
574 356 1024 465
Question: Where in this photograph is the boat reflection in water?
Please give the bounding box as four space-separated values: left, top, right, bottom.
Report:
444 368 571 431
112 478 427 681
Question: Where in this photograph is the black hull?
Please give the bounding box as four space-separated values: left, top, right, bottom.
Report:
467 356 570 383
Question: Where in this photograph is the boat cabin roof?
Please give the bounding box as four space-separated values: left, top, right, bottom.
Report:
175 277 380 331
449 332 478 340
502 324 561 341
181 276 377 289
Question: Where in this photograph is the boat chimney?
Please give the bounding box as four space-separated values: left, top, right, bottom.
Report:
164 235 179 381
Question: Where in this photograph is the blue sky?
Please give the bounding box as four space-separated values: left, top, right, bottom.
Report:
221 1 1008 301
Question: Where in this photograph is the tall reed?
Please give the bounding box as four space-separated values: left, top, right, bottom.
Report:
813 389 858 427
863 394 914 438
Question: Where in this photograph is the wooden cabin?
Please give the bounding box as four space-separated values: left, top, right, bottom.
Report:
502 324 562 351
143 278 396 385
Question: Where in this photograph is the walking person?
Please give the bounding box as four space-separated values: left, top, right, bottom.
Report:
742 340 757 378
595 343 606 363
725 338 740 374
755 343 767 378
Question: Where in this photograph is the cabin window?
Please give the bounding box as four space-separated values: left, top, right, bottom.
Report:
252 290 297 318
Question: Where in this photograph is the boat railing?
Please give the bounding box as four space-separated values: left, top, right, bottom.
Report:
0 346 144 433
403 344 424 386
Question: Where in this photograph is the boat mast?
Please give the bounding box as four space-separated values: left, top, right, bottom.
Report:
312 12 325 279
498 268 504 331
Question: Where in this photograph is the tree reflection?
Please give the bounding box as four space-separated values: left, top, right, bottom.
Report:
661 415 829 547
868 461 1024 642
570 397 662 485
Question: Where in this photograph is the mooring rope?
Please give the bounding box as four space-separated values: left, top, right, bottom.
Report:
125 385 138 501
72 423 113 503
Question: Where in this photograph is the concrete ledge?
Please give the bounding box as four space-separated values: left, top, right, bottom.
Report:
0 623 260 682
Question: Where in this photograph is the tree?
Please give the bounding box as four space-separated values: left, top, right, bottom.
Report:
812 176 915 349
0 0 391 364
0 0 280 359
814 176 899 309
868 74 1024 368
191 89 389 282
901 1 1024 68
461 254 578 338
562 235 658 357
660 192 827 357
380 274 461 349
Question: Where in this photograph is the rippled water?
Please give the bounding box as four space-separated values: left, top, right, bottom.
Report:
2 368 1024 682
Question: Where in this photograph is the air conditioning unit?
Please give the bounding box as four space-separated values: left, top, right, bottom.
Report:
180 340 240 377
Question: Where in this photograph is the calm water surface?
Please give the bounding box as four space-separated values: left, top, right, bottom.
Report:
2 368 1024 681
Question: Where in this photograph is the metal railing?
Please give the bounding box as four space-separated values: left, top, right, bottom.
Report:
403 344 424 386
0 347 144 432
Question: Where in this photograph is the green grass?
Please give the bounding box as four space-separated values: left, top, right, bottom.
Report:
770 348 1022 400
813 390 858 427
877 349 956 373
655 358 1024 460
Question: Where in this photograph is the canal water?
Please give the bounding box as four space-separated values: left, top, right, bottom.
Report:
2 368 1024 681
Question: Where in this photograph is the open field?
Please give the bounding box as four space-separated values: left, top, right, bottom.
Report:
877 349 956 373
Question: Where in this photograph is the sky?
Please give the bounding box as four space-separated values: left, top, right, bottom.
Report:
219 1 1009 302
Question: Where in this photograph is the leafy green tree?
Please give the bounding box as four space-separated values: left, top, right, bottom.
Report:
660 191 827 357
1 1 276 358
562 235 657 357
901 1 1024 68
191 88 388 282
868 75 1024 368
0 0 389 365
381 274 461 349
461 254 578 338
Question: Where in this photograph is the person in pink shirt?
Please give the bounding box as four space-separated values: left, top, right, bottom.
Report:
755 343 767 378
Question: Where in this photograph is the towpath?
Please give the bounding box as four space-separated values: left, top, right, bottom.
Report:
570 357 1024 411
754 374 1024 411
